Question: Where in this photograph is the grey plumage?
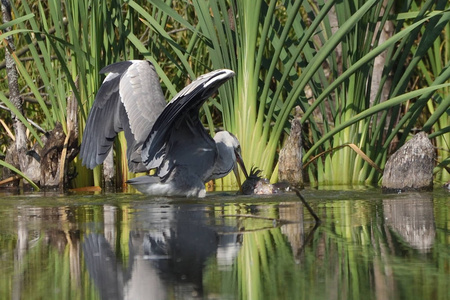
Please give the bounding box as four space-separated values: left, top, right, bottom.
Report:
80 60 247 197
80 61 165 172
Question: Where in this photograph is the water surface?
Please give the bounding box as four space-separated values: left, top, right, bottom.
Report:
0 188 448 299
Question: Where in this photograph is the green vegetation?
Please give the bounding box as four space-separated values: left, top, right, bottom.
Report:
0 192 448 299
0 0 449 189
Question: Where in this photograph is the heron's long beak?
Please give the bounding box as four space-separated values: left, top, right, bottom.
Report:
233 150 249 193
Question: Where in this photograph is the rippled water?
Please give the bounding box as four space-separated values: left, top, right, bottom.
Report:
0 187 448 299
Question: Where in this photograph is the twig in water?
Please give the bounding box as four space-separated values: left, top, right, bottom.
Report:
292 187 321 225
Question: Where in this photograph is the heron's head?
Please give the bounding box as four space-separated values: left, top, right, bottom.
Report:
214 131 249 192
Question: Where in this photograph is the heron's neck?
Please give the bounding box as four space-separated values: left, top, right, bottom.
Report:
210 136 235 180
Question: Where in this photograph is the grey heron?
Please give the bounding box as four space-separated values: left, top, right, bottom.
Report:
79 60 247 197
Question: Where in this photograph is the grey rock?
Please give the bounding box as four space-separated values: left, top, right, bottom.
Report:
382 132 435 192
278 118 303 188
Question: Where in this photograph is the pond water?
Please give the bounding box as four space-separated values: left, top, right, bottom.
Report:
0 187 448 300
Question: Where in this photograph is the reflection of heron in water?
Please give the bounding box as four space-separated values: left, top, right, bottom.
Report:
79 60 247 197
82 204 242 299
83 233 167 300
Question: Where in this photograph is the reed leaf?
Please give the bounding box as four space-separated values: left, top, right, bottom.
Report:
304 83 450 159
0 159 39 190
0 92 43 146
2 0 449 189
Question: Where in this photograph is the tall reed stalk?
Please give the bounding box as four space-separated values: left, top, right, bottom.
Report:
140 0 450 186
2 0 145 188
1 0 449 189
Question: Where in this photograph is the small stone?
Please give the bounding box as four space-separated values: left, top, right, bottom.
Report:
254 178 275 195
382 132 435 193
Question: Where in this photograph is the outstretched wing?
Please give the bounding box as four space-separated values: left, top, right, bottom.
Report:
141 69 235 169
80 60 166 172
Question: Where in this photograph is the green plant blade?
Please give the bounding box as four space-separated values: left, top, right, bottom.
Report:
0 159 40 191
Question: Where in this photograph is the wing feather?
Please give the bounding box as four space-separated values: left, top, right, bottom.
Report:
119 61 166 143
141 69 234 169
80 72 123 169
80 60 166 171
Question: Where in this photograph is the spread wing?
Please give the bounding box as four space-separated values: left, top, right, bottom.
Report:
80 60 166 172
141 69 235 169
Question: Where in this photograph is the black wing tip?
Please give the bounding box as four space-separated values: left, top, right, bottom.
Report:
220 68 235 76
198 69 235 90
210 68 235 78
99 60 155 74
99 61 133 74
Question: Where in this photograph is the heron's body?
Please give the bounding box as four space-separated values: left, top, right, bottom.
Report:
79 60 246 197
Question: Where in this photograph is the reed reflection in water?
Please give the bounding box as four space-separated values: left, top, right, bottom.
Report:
0 189 448 299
